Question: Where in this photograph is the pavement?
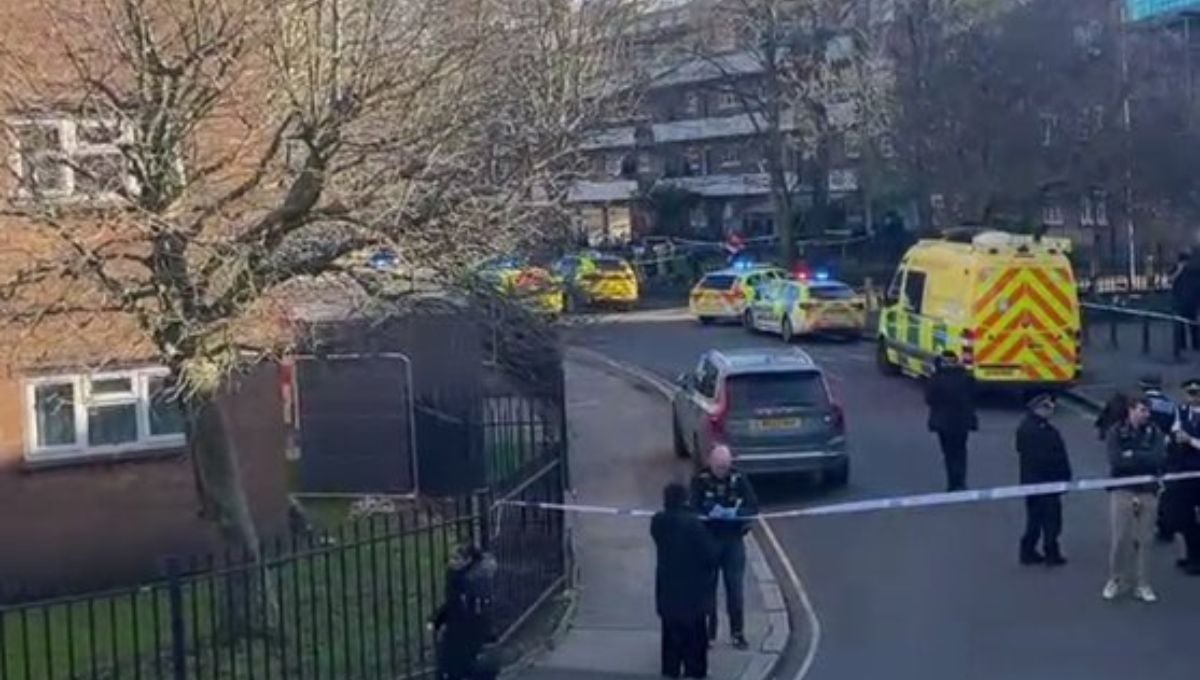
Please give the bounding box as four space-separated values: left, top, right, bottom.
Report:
564 309 1200 680
511 359 788 680
1075 317 1200 406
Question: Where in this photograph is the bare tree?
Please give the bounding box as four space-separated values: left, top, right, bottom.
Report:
687 0 887 263
0 0 633 557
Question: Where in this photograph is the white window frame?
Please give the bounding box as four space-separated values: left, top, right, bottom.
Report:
6 115 137 203
716 91 740 111
24 367 186 462
712 145 741 171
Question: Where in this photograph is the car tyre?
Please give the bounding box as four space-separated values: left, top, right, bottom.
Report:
699 316 714 326
743 309 756 332
876 338 900 376
781 317 795 343
825 458 850 488
672 418 689 459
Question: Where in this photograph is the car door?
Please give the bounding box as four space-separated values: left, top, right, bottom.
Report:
676 355 719 456
751 279 781 328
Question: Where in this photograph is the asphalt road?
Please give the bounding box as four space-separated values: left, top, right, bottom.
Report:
565 310 1200 680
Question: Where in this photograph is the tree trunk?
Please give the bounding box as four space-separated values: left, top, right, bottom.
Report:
188 394 262 559
187 392 271 638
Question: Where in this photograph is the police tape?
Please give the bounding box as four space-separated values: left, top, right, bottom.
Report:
497 470 1200 520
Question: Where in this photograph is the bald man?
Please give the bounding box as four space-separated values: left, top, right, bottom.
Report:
690 445 759 650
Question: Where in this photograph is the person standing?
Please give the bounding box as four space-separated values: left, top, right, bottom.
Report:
1016 393 1073 566
1103 398 1168 602
651 482 717 679
1138 374 1178 543
691 445 759 650
1168 378 1200 575
925 350 978 491
1169 252 1200 351
430 545 497 680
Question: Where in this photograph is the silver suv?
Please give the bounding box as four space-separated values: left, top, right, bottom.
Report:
671 347 849 485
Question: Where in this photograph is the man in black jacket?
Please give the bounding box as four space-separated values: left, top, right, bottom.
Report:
925 350 979 491
1168 378 1200 575
1016 393 1073 566
652 482 717 679
691 445 759 650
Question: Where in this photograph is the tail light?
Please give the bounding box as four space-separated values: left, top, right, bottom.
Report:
826 403 845 432
961 328 976 368
707 387 729 440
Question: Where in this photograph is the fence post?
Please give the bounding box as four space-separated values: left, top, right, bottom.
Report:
166 558 188 680
476 489 492 551
1109 315 1119 349
1142 316 1151 354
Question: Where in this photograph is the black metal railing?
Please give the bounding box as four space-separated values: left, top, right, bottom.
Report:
0 482 566 680
1080 302 1199 361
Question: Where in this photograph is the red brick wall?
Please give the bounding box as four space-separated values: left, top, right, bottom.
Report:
0 364 288 599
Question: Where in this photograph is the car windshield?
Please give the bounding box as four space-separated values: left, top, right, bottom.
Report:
809 283 855 300
595 258 627 272
725 371 828 411
698 274 736 290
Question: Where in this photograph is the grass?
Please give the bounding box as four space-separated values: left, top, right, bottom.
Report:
0 518 461 680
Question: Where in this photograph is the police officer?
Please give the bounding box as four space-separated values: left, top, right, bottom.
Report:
652 482 717 678
690 445 759 650
1016 393 1073 566
925 350 978 491
1168 378 1200 575
1139 374 1178 542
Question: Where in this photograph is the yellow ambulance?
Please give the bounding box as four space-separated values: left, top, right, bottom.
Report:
876 231 1081 387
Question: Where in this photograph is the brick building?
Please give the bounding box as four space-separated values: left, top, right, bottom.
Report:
0 0 289 597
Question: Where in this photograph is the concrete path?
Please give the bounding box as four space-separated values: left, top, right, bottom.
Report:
512 360 784 680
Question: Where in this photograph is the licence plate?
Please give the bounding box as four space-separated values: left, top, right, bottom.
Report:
752 417 801 431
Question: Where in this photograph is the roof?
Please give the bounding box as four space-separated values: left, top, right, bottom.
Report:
709 347 819 374
704 265 785 277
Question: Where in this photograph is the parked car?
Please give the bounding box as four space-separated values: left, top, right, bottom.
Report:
670 347 848 485
744 274 867 342
553 252 639 311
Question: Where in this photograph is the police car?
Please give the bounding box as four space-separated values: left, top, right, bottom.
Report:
743 272 867 342
688 262 788 324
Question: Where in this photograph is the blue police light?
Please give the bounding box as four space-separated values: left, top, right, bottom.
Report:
815 269 830 281
731 257 756 271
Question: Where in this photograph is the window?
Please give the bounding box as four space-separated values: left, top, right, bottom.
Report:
6 116 135 202
25 368 186 461
1042 203 1064 226
683 91 701 117
1039 114 1058 147
902 270 926 314
699 274 737 290
711 145 741 171
716 91 740 111
726 371 829 412
683 146 704 175
1080 195 1095 226
696 359 719 399
1094 192 1109 226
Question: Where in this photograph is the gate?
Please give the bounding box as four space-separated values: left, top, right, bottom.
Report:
294 353 418 494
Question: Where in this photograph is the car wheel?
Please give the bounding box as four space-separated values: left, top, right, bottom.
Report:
698 316 714 326
876 338 900 376
742 309 756 332
672 418 689 459
781 317 794 343
825 458 850 488
563 292 576 314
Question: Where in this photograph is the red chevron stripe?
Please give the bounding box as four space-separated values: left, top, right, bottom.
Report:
1028 268 1074 314
973 268 1022 315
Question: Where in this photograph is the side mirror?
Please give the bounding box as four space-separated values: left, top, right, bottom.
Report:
675 372 693 389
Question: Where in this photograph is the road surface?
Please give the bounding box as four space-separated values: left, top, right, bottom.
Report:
566 310 1200 680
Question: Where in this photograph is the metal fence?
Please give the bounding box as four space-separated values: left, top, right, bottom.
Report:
0 480 565 680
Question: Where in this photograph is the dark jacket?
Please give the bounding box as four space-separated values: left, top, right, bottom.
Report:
690 470 759 540
1169 405 1200 472
1016 413 1072 485
431 558 495 679
1171 260 1200 312
925 365 978 434
1105 420 1167 493
651 507 717 619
